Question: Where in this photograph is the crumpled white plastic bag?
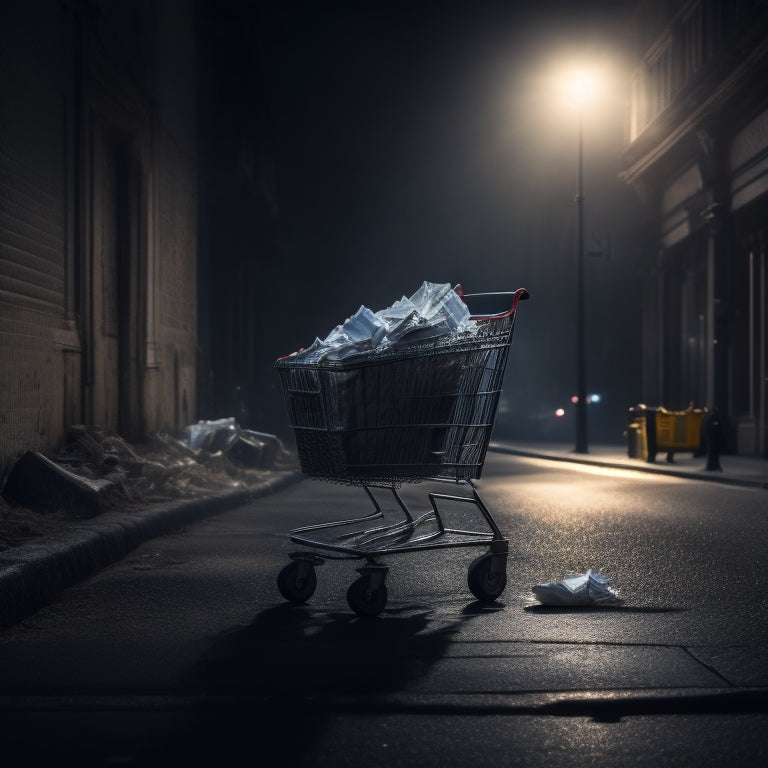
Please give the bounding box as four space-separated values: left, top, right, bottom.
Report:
290 281 474 362
532 569 620 606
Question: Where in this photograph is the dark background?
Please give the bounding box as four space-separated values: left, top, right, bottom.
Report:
197 0 644 444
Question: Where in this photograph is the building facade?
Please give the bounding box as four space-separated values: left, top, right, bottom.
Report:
621 0 768 455
0 0 199 475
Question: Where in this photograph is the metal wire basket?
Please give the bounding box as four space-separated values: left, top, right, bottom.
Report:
275 289 528 484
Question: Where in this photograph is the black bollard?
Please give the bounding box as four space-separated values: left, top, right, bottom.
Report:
705 408 722 471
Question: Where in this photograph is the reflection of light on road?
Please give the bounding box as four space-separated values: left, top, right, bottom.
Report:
480 455 690 515
515 456 688 483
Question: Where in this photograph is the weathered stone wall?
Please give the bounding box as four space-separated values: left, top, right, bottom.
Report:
0 0 199 475
0 1 73 473
147 0 199 435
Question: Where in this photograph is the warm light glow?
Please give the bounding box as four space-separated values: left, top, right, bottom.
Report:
567 71 595 106
555 408 565 418
546 59 609 115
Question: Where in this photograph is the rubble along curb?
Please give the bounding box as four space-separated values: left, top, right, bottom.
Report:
0 470 303 630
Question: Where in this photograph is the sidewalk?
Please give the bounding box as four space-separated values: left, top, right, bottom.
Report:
0 469 303 630
490 440 768 489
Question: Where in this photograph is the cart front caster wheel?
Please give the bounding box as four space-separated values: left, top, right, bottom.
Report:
467 553 507 602
278 560 317 603
347 576 387 617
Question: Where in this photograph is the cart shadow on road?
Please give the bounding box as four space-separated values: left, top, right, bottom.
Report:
181 601 475 762
192 602 460 698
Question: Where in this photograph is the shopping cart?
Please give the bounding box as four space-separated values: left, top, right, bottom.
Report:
274 286 529 616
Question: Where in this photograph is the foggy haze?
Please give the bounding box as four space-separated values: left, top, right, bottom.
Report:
201 0 643 443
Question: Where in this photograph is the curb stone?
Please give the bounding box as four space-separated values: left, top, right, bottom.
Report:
0 470 303 629
490 444 768 489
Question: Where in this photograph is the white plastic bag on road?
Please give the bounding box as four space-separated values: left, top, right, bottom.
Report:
532 569 620 606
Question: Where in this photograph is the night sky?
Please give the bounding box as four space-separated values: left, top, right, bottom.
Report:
201 0 644 442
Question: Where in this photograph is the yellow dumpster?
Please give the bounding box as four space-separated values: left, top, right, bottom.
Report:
655 407 703 454
627 405 704 463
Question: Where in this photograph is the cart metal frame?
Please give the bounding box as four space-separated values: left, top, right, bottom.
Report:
275 286 528 616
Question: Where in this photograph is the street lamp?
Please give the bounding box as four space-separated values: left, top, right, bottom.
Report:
567 71 594 454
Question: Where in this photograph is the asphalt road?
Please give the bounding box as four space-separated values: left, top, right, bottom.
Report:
0 452 766 766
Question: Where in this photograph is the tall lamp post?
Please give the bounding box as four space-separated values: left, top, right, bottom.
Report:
569 72 593 454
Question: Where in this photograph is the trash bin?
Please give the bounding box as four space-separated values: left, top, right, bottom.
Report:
626 405 649 459
627 404 703 463
654 406 704 462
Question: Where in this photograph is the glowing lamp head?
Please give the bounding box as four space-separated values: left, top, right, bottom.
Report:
568 72 595 106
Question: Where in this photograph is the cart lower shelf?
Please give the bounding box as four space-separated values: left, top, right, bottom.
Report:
276 479 509 617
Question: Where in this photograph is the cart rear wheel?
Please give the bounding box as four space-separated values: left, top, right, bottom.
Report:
467 553 507 602
346 576 387 617
277 560 317 603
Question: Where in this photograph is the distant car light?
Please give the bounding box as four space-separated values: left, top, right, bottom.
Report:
555 408 565 418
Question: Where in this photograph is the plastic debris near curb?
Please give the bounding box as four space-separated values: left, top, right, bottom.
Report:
532 569 620 606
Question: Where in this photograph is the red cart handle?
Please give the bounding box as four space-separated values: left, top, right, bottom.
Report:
454 285 530 320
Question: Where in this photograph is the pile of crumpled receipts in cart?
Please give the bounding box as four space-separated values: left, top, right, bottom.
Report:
288 281 476 363
532 569 621 606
